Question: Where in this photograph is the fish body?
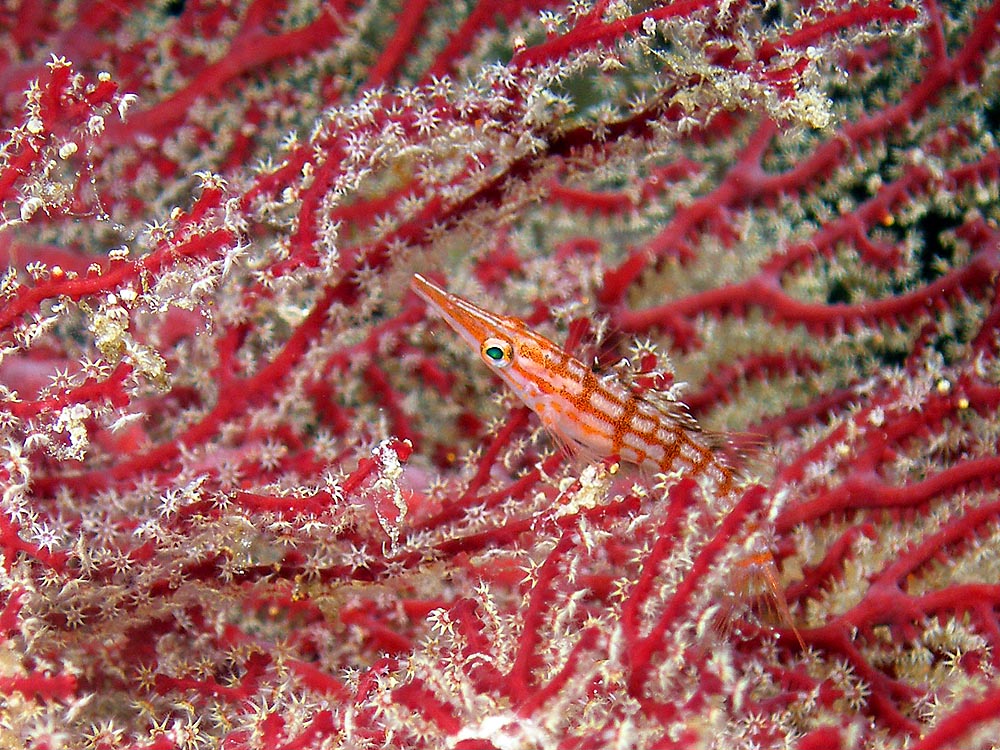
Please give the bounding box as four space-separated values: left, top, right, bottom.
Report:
411 273 737 494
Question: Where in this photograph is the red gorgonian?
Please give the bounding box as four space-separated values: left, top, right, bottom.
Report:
1 1 999 748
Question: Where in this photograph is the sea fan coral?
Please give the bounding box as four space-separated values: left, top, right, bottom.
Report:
1 0 999 748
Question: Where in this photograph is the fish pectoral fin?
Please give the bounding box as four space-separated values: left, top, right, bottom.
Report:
533 409 604 467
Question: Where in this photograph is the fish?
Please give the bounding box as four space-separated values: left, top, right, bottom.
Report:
411 272 802 647
411 273 739 494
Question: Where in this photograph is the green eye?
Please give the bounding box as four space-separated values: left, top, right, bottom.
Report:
481 338 512 367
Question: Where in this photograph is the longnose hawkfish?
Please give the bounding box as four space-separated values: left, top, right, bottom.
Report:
411 273 803 647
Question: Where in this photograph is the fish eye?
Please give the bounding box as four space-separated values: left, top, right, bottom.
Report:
481 338 513 368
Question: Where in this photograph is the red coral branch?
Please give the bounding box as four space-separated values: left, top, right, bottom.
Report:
2 0 998 747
